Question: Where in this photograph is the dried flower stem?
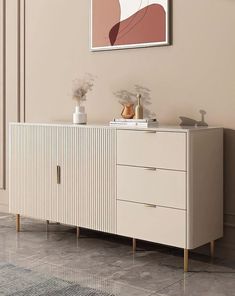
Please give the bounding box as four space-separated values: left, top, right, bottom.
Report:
72 73 95 106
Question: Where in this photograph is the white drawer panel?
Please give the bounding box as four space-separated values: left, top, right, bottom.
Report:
117 165 186 209
117 130 186 171
117 201 186 248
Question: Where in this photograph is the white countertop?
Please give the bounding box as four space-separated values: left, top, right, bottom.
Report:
9 122 222 133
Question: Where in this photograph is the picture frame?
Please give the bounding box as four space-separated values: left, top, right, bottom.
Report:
90 0 172 51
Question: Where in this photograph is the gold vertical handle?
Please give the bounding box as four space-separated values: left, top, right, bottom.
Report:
57 165 61 184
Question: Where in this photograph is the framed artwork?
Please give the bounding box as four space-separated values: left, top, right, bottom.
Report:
90 0 171 51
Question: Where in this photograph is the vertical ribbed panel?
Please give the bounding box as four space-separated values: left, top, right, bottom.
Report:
57 126 79 226
9 124 57 221
58 126 117 234
10 124 117 234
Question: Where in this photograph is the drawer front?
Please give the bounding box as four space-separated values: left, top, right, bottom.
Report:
117 165 186 209
117 201 186 248
117 130 186 171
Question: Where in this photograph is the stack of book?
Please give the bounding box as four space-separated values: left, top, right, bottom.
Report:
109 118 158 128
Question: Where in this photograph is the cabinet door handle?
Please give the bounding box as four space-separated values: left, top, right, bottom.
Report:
145 204 157 208
57 165 61 184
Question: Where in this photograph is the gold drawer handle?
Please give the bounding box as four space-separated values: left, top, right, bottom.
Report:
145 204 157 208
144 167 157 171
144 130 157 134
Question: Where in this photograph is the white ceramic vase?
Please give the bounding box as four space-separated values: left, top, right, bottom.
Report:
73 106 87 124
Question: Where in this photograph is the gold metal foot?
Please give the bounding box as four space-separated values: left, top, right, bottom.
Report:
184 249 189 272
210 241 215 258
16 214 20 232
77 227 80 238
133 238 136 253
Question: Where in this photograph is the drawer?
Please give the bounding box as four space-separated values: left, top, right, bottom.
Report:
117 201 186 248
117 165 186 209
117 130 186 171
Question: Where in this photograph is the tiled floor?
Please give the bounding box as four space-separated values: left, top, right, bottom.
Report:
0 213 235 296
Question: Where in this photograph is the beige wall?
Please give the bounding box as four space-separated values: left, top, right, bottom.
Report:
0 0 5 190
0 0 19 212
1 0 235 255
24 0 235 127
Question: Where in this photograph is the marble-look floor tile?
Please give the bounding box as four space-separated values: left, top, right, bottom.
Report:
205 258 235 272
106 251 212 292
31 261 153 296
107 260 188 292
153 270 235 296
0 251 42 270
62 250 147 278
0 214 235 296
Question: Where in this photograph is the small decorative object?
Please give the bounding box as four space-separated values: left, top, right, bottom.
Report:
134 94 143 119
121 103 135 119
114 85 156 120
72 74 95 124
73 106 87 125
91 0 171 51
110 118 158 128
197 110 208 127
179 110 208 127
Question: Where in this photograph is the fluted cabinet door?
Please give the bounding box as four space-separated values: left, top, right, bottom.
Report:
57 126 117 232
77 127 117 233
57 126 80 226
9 124 58 221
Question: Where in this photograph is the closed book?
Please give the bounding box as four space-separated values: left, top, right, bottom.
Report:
109 121 158 128
113 118 157 123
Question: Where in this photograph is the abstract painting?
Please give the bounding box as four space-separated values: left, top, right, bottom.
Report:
91 0 171 51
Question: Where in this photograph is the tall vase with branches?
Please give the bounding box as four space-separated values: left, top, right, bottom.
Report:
72 74 95 124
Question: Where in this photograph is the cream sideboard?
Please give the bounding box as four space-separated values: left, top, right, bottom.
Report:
9 123 223 272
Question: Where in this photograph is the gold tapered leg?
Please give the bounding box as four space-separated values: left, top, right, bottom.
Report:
184 249 189 272
210 241 215 258
16 214 20 232
77 227 80 238
133 238 136 253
